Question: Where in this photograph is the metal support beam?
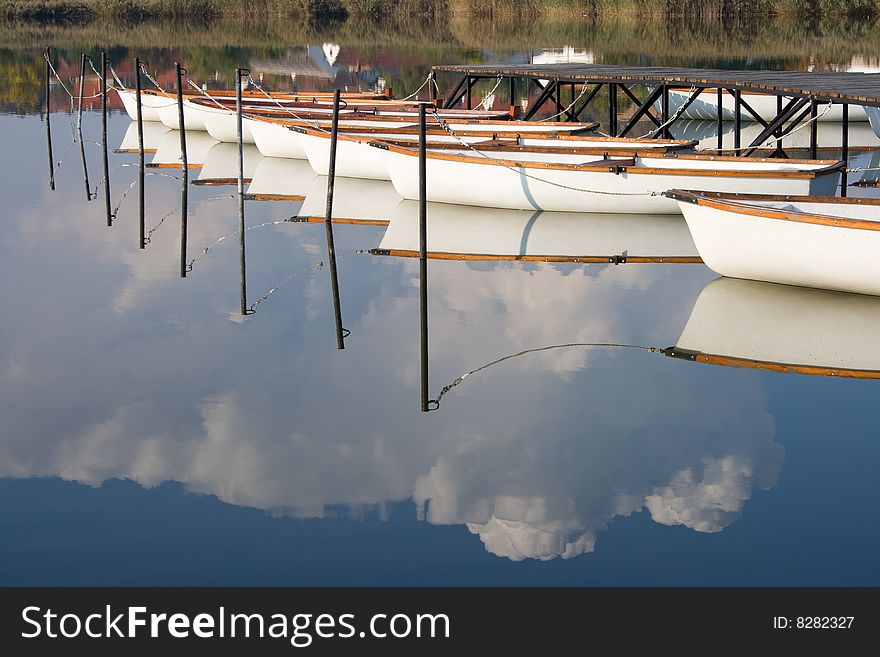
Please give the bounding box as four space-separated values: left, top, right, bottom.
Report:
661 84 670 139
734 89 742 153
810 99 818 159
569 83 603 123
716 87 723 153
523 80 557 121
650 86 703 139
443 74 469 109
608 83 617 136
617 85 664 137
741 97 809 157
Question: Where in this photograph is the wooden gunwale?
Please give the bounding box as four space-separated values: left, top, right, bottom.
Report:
667 189 880 231
378 143 844 179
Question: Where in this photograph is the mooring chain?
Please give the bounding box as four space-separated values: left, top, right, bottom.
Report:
187 219 299 272
144 206 179 244
428 342 663 410
247 249 370 313
398 73 437 102
43 51 76 100
428 108 661 196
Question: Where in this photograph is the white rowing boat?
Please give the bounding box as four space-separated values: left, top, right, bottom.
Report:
658 88 868 122
382 147 842 214
246 115 598 159
376 200 700 262
115 88 177 122
670 118 880 151
667 276 880 377
667 190 880 295
301 129 694 180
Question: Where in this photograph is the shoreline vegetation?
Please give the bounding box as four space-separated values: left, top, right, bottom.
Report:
2 0 880 25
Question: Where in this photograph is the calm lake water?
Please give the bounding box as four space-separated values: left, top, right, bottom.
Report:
1 15 879 585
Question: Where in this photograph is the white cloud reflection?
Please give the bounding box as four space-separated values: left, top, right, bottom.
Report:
0 115 784 562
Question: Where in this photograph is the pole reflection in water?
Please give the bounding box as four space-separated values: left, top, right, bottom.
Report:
418 103 431 412
45 47 55 191
179 157 188 279
135 57 145 250
323 89 347 348
101 52 112 226
76 54 91 201
237 68 248 315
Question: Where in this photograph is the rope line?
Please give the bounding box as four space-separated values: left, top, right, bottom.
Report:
43 52 75 99
478 76 504 111
430 342 662 409
398 73 437 102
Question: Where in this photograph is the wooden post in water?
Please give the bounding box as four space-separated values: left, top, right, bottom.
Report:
45 47 55 191
323 89 346 349
101 52 112 225
135 57 145 249
77 53 86 132
809 99 818 160
180 161 188 278
734 89 742 154
77 113 91 201
175 62 188 171
429 71 437 104
236 68 247 313
716 87 723 153
509 76 515 113
841 104 849 197
419 103 429 412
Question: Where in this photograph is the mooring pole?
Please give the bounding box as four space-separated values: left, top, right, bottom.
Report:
323 89 346 349
101 52 112 225
45 47 55 191
841 103 849 197
716 87 723 153
175 62 188 171
608 83 618 137
77 53 86 132
809 99 818 160
236 68 247 313
419 103 429 412
135 57 145 249
734 89 742 154
429 71 437 104
77 113 91 201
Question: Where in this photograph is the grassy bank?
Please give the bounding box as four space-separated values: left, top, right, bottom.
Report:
3 0 880 24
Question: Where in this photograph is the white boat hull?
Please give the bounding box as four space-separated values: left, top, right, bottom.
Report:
678 198 880 295
155 98 208 131
385 152 839 214
194 103 256 144
674 277 880 375
662 88 869 122
115 87 174 122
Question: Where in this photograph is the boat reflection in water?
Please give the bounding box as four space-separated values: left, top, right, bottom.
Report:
667 277 880 378
150 129 218 168
117 121 171 153
194 142 262 185
376 201 700 262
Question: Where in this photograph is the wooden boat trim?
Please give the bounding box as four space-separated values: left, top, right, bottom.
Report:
254 114 598 130
242 194 306 202
192 178 252 186
666 189 880 231
377 143 844 179
115 148 158 154
145 163 203 169
370 248 702 263
665 347 880 379
294 215 390 226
